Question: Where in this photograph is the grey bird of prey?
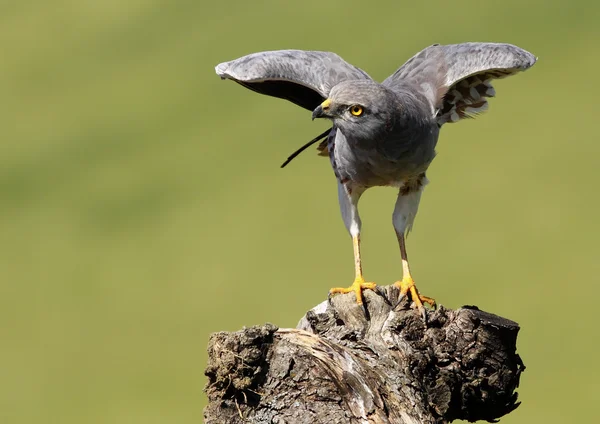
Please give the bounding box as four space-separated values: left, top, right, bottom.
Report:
215 43 536 317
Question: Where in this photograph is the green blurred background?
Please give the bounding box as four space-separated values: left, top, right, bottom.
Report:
1 0 598 422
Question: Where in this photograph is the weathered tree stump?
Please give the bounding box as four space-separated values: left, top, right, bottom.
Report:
204 285 524 423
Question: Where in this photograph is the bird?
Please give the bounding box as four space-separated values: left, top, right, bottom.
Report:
215 43 536 318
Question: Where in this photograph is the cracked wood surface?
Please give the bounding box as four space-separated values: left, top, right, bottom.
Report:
204 286 524 423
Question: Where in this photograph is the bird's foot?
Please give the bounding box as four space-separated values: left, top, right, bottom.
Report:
329 277 377 305
394 276 436 320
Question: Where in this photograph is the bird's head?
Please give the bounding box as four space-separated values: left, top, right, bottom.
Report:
311 81 398 141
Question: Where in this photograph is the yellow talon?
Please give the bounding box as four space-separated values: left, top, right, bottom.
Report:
394 275 436 311
330 234 376 305
330 277 377 305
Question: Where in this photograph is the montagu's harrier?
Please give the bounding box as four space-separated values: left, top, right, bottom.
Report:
215 43 536 318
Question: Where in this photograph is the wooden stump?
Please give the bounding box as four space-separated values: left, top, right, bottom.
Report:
204 286 524 423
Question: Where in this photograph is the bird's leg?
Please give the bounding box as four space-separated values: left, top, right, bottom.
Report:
394 231 436 313
329 182 375 304
391 182 435 317
329 234 376 304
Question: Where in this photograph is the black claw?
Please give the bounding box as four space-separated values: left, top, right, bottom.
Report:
361 300 371 320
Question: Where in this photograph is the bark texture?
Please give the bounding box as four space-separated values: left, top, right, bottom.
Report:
204 286 524 423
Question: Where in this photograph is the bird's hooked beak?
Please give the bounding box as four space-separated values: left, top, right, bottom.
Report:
312 98 332 120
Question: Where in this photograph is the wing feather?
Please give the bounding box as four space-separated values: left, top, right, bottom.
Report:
216 50 372 111
382 42 536 125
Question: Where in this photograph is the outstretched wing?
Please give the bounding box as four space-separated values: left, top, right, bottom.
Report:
215 50 372 111
382 43 536 125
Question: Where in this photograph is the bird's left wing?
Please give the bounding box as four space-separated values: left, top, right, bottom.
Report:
215 50 372 111
382 43 536 125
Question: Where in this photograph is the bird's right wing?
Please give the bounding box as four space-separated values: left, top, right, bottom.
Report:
383 43 536 125
217 50 372 167
216 50 372 111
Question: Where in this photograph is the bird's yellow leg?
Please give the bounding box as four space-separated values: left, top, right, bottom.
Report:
394 231 436 312
329 235 376 304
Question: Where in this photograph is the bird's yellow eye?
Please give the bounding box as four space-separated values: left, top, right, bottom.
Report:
350 105 363 116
